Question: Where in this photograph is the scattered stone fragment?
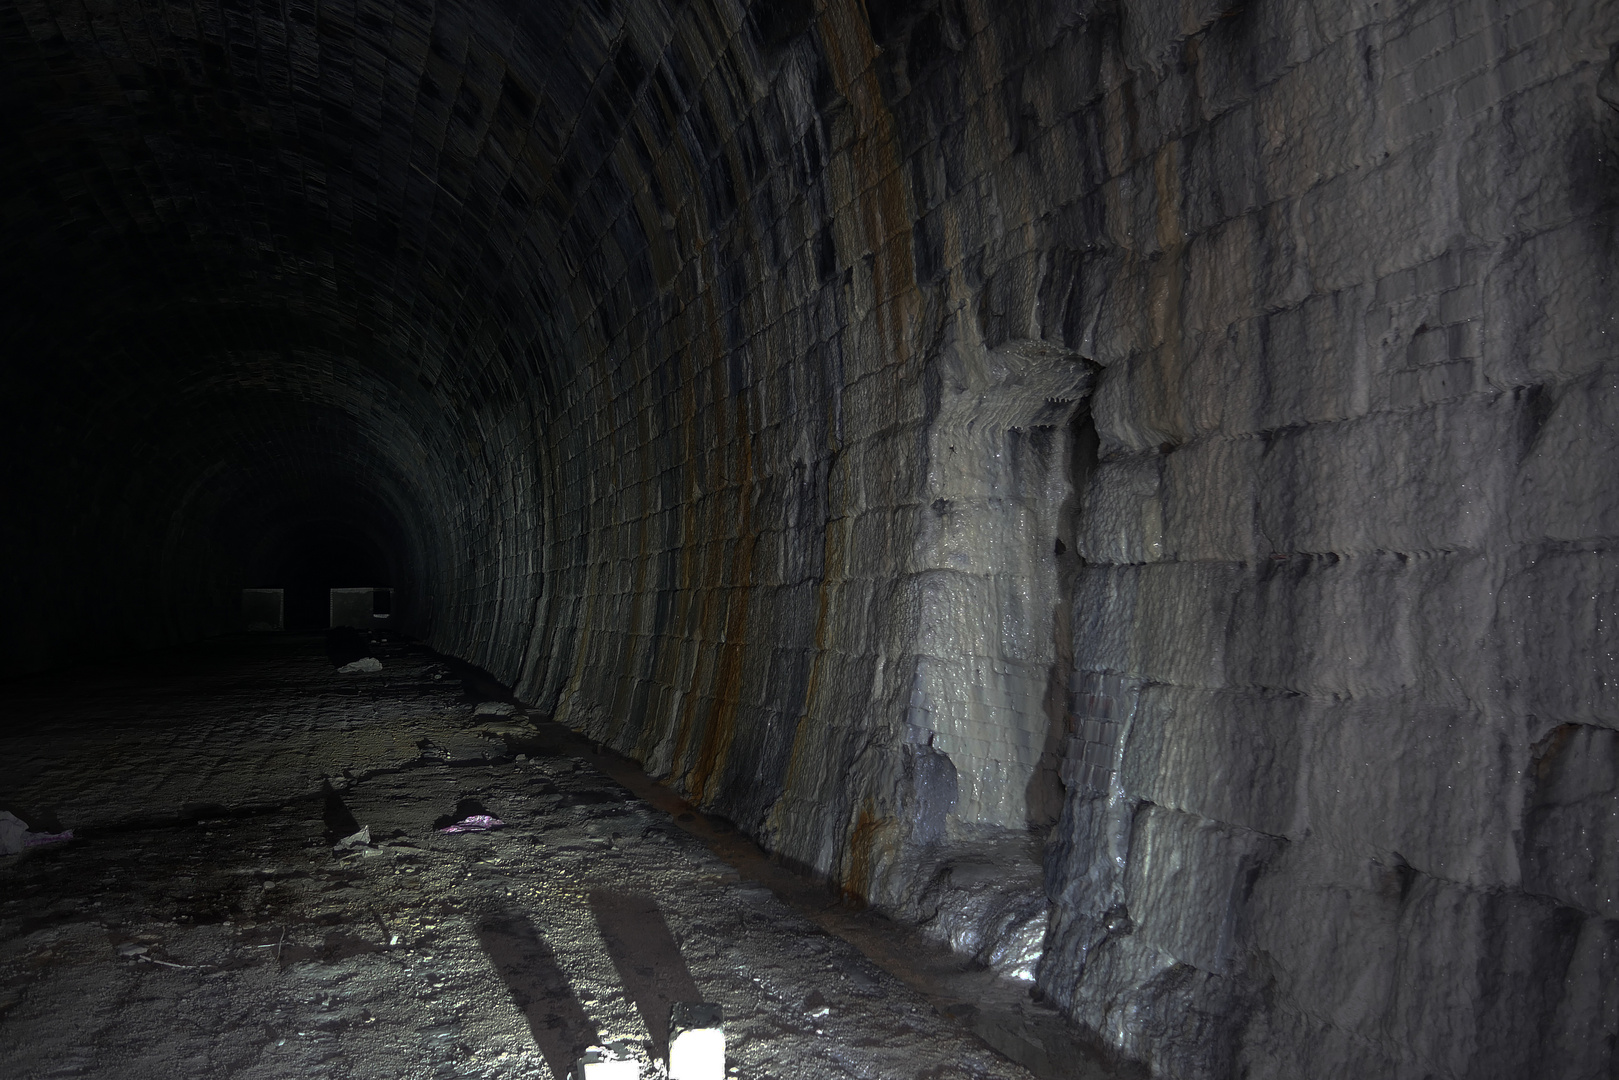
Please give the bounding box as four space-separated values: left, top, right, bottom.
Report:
0 629 1075 1080
0 810 73 854
437 815 504 834
334 826 371 849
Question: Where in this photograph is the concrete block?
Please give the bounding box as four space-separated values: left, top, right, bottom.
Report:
668 1002 724 1080
573 1041 639 1080
330 587 383 630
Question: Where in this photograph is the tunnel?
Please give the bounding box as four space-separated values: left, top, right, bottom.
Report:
0 0 1615 1077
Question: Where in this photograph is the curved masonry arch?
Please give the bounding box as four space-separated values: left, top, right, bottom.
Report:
2 0 1616 1076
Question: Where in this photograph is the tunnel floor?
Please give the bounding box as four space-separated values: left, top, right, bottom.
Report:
0 634 1121 1080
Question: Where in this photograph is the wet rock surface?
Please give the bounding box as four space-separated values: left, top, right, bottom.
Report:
0 634 1126 1080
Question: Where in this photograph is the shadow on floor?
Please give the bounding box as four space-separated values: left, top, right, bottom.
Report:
321 780 362 840
589 891 703 1057
476 912 599 1078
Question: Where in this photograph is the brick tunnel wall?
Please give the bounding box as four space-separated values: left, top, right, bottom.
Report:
2 0 1616 1076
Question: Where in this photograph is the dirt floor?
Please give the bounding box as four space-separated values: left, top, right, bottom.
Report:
0 633 1127 1080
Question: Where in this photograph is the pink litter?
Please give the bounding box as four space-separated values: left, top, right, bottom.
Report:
24 830 73 848
438 815 504 834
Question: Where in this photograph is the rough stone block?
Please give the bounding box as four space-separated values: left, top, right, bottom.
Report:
1122 803 1284 976
1509 369 1619 545
1252 397 1518 555
1521 723 1619 914
1301 697 1523 886
1075 452 1164 564
1484 224 1619 385
1495 544 1619 725
574 1041 640 1080
1120 685 1302 839
1160 437 1259 562
668 1003 724 1080
1073 561 1244 689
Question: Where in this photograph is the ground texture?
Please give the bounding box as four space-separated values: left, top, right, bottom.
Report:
0 634 1119 1080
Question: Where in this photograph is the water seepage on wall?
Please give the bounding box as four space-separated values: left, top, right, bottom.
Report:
2 0 1615 1075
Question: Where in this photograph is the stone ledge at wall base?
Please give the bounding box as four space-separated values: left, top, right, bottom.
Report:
876 826 1051 980
668 1002 725 1080
968 1001 1153 1080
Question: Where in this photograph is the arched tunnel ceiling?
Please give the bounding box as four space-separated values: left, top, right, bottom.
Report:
4 1 1618 1077
0 0 816 398
1 0 829 671
0 0 762 664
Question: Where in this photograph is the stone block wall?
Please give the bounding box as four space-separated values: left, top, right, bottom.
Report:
972 1 1616 1076
2 0 1614 1074
506 0 1619 1074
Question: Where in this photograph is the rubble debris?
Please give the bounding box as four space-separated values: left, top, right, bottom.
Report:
437 814 504 834
116 942 200 970
337 657 383 674
334 826 372 849
0 633 1066 1080
0 810 73 854
574 1040 640 1079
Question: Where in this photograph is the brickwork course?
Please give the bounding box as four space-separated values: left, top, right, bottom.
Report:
2 0 1616 1076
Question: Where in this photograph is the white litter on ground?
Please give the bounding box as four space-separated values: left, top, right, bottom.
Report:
669 1002 725 1080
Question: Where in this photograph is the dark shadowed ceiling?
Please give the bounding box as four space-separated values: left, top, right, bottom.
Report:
1 0 791 665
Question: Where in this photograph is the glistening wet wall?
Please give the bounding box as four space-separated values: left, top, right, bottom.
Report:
2 0 1616 1076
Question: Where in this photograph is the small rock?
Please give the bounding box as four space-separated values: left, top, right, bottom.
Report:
473 701 516 716
576 1041 639 1080
0 812 27 855
334 826 371 849
337 657 382 674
